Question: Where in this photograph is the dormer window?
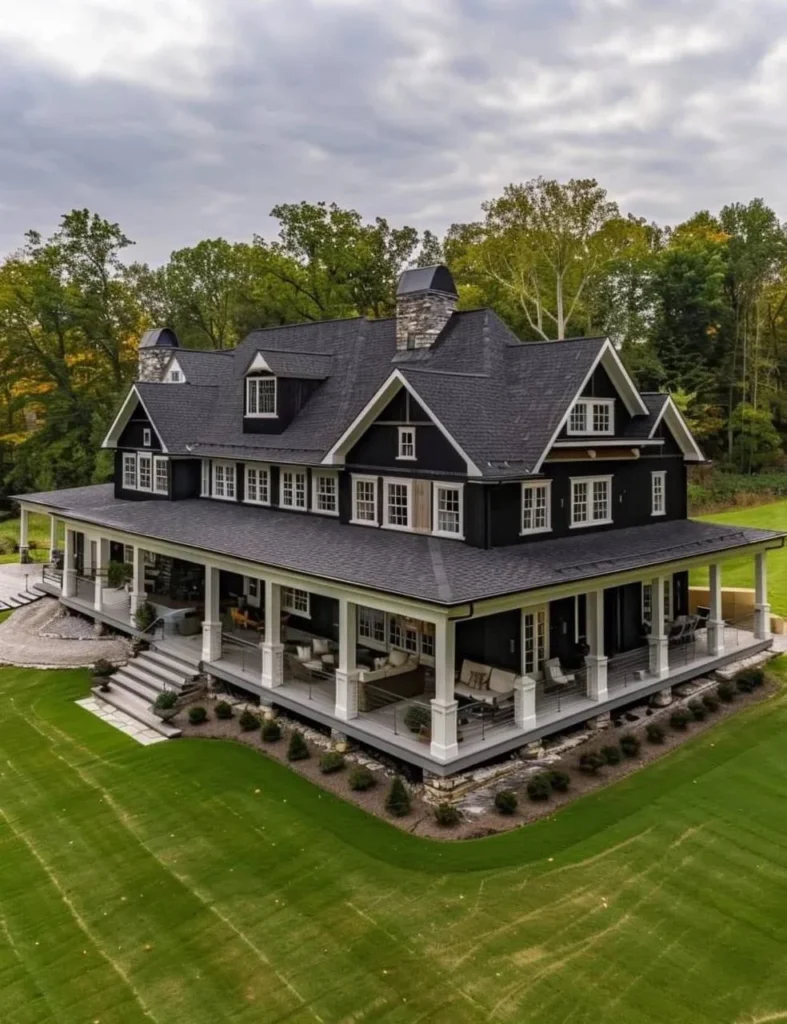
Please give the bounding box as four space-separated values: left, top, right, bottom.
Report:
246 376 277 418
142 428 152 447
397 427 416 460
567 399 614 435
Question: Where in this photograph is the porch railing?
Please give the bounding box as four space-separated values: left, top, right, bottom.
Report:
457 698 516 744
42 564 63 588
362 684 433 739
220 633 261 676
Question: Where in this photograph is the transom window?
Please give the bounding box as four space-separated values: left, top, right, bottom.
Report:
213 462 236 500
397 427 416 460
567 398 614 436
384 480 411 529
154 457 169 495
521 481 551 535
651 470 666 516
282 587 310 617
434 484 463 537
313 472 338 515
570 476 612 528
246 376 277 417
122 453 136 489
245 465 270 506
352 476 378 524
137 453 152 491
281 470 307 509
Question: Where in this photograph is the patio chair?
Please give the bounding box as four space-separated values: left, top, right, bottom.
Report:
544 658 575 689
695 606 710 630
230 607 253 630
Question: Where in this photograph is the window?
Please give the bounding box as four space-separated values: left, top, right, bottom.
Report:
154 457 169 495
521 481 551 535
245 465 270 506
397 427 416 460
213 462 236 500
352 476 378 524
566 398 614 436
389 616 418 654
142 428 152 447
651 470 666 516
281 470 307 509
433 484 463 537
137 453 152 491
570 476 612 528
642 579 672 626
358 607 387 647
420 623 435 661
282 587 310 617
123 545 134 563
169 369 182 382
522 607 548 676
384 480 411 529
246 376 276 417
313 472 338 515
201 459 210 497
122 453 136 490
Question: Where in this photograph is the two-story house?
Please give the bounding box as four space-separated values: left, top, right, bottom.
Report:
17 266 784 777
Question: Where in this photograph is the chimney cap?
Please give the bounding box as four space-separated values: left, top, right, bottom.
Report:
397 264 457 298
139 327 179 349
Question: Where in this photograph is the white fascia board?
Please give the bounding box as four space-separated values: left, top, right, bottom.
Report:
652 396 705 462
322 369 483 477
246 352 273 374
101 385 169 453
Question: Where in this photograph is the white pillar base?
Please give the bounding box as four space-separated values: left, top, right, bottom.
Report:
201 620 222 662
63 569 77 598
261 642 284 689
430 699 459 761
94 582 104 613
514 676 537 730
648 636 669 677
708 619 726 657
334 669 360 721
585 654 608 701
754 603 771 642
19 546 30 565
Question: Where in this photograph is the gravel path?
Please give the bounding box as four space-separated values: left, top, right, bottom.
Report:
0 598 131 668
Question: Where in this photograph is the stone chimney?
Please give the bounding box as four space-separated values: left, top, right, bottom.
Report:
396 265 458 351
138 327 180 382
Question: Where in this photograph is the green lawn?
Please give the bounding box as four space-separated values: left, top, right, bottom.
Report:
0 512 50 564
692 500 787 615
3 666 787 1022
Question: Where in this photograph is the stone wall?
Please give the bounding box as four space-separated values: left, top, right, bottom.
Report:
138 349 172 383
396 289 457 350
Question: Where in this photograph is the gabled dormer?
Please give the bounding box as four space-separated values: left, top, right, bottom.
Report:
242 350 329 435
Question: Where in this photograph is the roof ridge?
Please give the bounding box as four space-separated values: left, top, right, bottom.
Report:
252 347 333 357
246 315 363 336
505 335 607 349
401 367 489 379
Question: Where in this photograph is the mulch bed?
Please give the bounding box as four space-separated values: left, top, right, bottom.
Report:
175 677 777 841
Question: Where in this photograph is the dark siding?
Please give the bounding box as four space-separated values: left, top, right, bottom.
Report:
117 403 163 451
171 459 201 500
346 423 466 475
242 376 323 434
464 484 488 548
287 593 339 642
456 610 520 673
558 363 633 438
377 390 430 423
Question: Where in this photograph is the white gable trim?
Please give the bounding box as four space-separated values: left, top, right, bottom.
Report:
246 352 273 374
323 369 482 477
101 386 169 452
533 338 649 473
649 396 705 462
163 355 185 382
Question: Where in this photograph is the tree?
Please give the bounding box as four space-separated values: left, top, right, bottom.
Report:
728 402 783 473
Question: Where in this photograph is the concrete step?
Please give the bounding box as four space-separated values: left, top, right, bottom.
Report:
91 686 181 739
125 656 189 691
146 647 201 679
112 669 165 704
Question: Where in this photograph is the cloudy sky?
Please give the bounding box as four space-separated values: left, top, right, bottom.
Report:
2 0 787 263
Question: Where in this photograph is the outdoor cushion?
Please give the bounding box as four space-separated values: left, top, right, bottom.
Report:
459 659 492 685
374 656 388 670
389 649 409 668
312 637 331 656
296 644 312 662
489 668 517 694
467 670 489 690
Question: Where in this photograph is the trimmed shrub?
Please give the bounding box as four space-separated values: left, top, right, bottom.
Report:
239 708 260 732
578 752 605 775
348 765 377 791
687 698 706 721
261 720 282 742
494 789 518 814
717 681 736 703
670 707 692 731
435 803 461 828
92 658 116 678
645 722 666 744
287 730 310 761
600 744 621 766
133 600 157 632
404 704 431 734
702 692 720 713
549 770 570 793
386 776 411 817
214 701 233 720
107 560 132 588
153 690 177 711
188 705 208 726
736 667 765 693
620 733 641 757
320 751 346 774
526 774 552 801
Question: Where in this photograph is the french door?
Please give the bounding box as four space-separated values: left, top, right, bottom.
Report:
522 606 548 678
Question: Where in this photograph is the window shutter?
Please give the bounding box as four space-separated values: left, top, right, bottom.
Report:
413 480 431 532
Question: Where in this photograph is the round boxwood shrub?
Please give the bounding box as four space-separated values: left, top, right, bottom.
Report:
494 789 518 814
526 774 552 801
287 729 310 761
320 751 346 774
239 708 260 732
549 770 570 793
717 681 736 703
600 744 621 766
670 707 692 731
736 667 765 693
645 722 666 744
348 765 377 791
385 775 411 817
404 704 431 734
687 698 705 721
188 705 208 726
92 658 116 678
435 803 461 827
578 752 605 775
702 692 720 713
261 720 282 742
214 700 233 720
153 690 177 711
620 733 641 757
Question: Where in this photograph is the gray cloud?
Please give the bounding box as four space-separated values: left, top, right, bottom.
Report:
2 0 787 263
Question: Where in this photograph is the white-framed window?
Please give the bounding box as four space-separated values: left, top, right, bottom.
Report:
433 484 463 538
245 465 270 506
312 472 338 516
281 469 307 510
521 481 551 535
169 369 182 383
153 456 169 495
570 475 612 528
522 607 548 677
142 427 152 447
213 461 236 501
358 607 387 648
282 587 310 617
642 578 672 626
201 459 210 497
246 376 277 417
420 623 435 661
384 479 411 530
651 470 666 516
123 544 134 563
397 427 416 460
389 616 418 654
352 476 378 525
122 453 137 490
567 398 614 436
137 453 152 491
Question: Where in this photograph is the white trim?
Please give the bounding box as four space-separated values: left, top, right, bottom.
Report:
651 470 666 517
521 605 549 678
396 426 417 461
520 480 552 536
163 356 184 383
153 456 169 495
200 459 211 497
142 427 152 448
312 470 339 517
101 386 169 453
244 464 271 506
247 352 273 373
322 370 482 477
246 375 277 418
212 461 237 501
569 474 613 529
122 453 137 490
551 439 663 448
351 474 379 526
382 476 413 532
649 396 705 462
566 397 614 436
280 468 308 511
432 482 464 539
137 452 153 493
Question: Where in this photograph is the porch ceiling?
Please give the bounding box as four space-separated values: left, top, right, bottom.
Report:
18 482 785 608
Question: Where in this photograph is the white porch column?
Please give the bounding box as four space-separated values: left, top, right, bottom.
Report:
63 528 77 597
754 552 771 641
261 579 284 689
585 589 608 700
94 537 110 612
129 546 146 618
18 507 29 563
430 617 459 761
335 598 359 721
202 565 222 661
708 562 725 656
514 676 537 730
648 576 669 677
49 515 58 563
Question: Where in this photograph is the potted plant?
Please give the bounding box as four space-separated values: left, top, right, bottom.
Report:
107 560 133 590
152 690 178 721
92 658 116 692
404 704 431 735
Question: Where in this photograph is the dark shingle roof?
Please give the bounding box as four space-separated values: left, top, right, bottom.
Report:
18 483 785 606
622 393 669 440
135 383 219 454
171 349 235 386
